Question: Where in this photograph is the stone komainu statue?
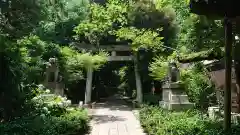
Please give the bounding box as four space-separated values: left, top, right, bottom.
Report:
167 61 180 83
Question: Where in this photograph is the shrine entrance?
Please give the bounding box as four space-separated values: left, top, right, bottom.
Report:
75 44 143 104
92 61 134 100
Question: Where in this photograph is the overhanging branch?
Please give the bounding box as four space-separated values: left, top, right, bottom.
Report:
178 48 224 63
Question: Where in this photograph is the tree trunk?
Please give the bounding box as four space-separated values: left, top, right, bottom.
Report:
134 53 143 103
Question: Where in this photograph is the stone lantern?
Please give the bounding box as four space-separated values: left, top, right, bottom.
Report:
159 61 194 111
44 58 64 96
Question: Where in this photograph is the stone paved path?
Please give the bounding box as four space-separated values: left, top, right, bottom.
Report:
88 96 146 135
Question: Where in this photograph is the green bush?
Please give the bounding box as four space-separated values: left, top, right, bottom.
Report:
0 109 90 135
0 84 90 135
139 105 240 135
143 93 161 105
180 63 217 110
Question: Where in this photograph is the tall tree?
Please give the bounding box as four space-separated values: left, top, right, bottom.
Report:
34 0 89 45
0 0 47 39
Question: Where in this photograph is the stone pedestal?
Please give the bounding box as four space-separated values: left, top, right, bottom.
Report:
159 82 194 111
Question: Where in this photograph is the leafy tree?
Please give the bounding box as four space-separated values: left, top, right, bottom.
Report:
181 63 217 110
35 0 89 45
61 47 108 83
114 27 164 51
16 35 64 84
74 0 167 52
61 47 85 82
0 35 27 120
60 46 108 103
154 0 224 52
130 0 178 47
149 51 178 81
149 56 169 81
0 0 49 120
0 0 46 38
74 0 128 46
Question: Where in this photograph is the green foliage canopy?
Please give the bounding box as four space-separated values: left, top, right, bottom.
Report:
149 52 178 81
35 0 89 44
61 47 108 81
149 56 168 81
74 0 128 45
74 0 164 51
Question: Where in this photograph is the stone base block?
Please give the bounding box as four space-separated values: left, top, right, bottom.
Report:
208 106 220 119
159 101 194 111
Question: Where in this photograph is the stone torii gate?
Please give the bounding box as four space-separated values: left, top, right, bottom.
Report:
75 43 143 104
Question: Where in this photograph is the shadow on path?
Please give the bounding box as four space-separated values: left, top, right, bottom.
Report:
88 94 146 135
93 94 133 111
91 114 126 124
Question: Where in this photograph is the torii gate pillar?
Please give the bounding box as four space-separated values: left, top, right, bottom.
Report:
134 55 143 103
85 67 93 104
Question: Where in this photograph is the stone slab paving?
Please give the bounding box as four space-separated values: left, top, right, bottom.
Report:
88 97 146 135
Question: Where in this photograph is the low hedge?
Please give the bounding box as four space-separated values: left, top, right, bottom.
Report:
139 105 240 135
